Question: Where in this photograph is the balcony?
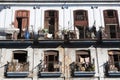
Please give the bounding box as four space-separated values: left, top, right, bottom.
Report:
38 62 62 77
0 27 120 41
5 62 29 78
0 28 120 48
0 28 96 40
105 62 120 77
70 62 95 77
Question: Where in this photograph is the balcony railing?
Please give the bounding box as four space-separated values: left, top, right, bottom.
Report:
5 62 29 78
70 62 95 77
0 29 119 41
105 62 120 77
38 62 62 77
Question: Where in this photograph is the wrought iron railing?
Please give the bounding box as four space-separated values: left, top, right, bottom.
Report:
106 62 120 72
39 62 61 72
70 62 95 77
0 29 119 40
6 62 29 72
71 62 95 72
104 61 120 77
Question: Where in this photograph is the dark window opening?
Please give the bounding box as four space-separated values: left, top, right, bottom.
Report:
107 10 114 18
44 51 59 72
49 18 55 34
48 55 54 71
75 11 85 20
49 11 55 17
76 51 93 71
79 27 84 38
14 53 27 63
17 18 23 39
44 10 58 39
6 51 29 73
109 25 116 38
77 26 89 39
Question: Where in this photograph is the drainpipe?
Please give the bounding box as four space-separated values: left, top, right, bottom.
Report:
95 46 100 80
32 48 34 80
64 47 65 80
91 5 101 80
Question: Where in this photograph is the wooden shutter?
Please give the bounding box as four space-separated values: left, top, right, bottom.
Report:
74 10 88 27
54 11 58 37
22 18 28 29
44 11 49 29
14 10 29 29
104 10 108 18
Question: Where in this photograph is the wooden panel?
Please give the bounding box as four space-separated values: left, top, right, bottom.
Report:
74 21 88 26
104 10 119 39
117 27 120 38
14 10 30 29
44 10 59 38
22 18 28 29
104 18 118 24
105 25 110 38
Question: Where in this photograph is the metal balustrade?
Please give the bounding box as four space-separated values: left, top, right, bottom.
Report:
0 29 119 41
70 62 95 77
5 62 29 77
38 62 62 77
105 61 120 77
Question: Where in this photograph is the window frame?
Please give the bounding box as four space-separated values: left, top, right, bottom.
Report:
44 50 59 72
108 50 120 71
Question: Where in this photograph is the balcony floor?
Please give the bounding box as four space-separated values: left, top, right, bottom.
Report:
6 72 29 78
74 71 95 77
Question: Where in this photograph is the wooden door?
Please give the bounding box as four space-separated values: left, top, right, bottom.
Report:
14 10 30 38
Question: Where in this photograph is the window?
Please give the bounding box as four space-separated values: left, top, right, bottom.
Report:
104 10 116 18
14 10 30 39
74 10 87 21
13 53 27 63
7 50 29 72
109 25 116 38
76 11 84 20
44 10 59 38
74 10 89 39
103 10 120 39
108 50 120 71
107 10 116 18
75 50 94 71
49 11 55 17
76 50 90 63
43 50 60 72
78 27 84 39
5 50 29 78
76 26 90 39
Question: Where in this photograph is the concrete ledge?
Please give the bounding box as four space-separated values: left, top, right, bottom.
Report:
6 72 29 78
74 71 95 77
38 72 62 77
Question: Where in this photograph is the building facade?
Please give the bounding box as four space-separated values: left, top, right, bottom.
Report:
0 0 120 80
